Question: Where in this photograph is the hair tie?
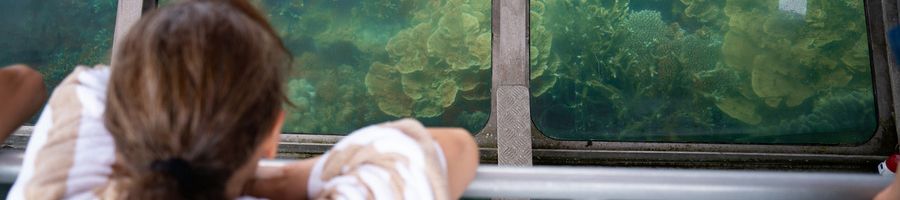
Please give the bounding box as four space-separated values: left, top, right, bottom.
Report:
150 158 198 190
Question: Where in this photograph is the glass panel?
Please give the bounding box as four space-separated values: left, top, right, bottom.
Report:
1 1 117 124
0 1 116 96
530 0 875 144
259 0 492 134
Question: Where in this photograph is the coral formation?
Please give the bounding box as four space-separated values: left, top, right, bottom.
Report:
458 111 489 133
386 24 432 74
680 0 721 22
770 90 875 138
529 0 876 144
529 0 559 97
365 0 491 118
271 0 491 133
714 0 872 125
366 62 414 117
678 0 727 30
622 10 669 66
714 96 761 125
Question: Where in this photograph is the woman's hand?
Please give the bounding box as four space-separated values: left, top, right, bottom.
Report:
875 170 900 200
427 128 479 199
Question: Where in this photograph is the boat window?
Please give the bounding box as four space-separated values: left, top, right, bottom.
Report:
529 0 875 144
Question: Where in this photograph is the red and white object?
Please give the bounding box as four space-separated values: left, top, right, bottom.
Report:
879 153 900 176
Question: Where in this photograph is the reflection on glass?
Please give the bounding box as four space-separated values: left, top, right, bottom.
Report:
251 0 491 134
0 1 116 95
530 0 875 144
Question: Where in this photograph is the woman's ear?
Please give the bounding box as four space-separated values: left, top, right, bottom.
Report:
261 110 284 158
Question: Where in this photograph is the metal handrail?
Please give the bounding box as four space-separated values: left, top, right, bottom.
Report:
0 150 892 199
465 166 893 200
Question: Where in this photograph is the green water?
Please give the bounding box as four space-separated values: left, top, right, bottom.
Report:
530 0 876 144
0 1 116 97
155 0 492 134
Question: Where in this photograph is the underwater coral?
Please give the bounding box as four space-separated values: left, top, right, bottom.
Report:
529 0 876 144
265 0 491 134
369 0 492 118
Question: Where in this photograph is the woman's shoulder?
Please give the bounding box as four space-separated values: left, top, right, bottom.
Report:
55 65 111 96
7 65 116 200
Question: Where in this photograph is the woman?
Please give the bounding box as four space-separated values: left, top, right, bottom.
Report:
8 0 478 199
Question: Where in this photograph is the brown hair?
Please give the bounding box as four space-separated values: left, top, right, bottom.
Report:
103 0 289 199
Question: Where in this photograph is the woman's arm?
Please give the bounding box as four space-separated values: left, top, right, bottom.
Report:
875 166 900 200
426 128 479 199
245 157 320 200
0 64 46 139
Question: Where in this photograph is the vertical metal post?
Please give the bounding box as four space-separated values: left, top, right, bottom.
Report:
890 0 900 147
494 0 532 166
881 0 900 146
112 0 144 66
891 0 900 146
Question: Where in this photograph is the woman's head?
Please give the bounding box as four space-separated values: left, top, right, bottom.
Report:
104 0 289 199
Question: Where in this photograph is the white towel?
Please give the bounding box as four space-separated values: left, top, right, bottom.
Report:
307 119 449 200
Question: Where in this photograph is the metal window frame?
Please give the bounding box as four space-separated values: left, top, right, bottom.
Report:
20 0 888 170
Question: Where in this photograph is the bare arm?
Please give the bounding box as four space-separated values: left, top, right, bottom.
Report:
245 157 319 200
875 165 900 200
427 127 480 199
245 127 479 200
0 64 46 139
